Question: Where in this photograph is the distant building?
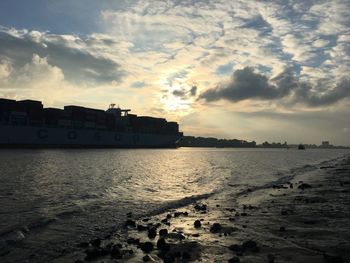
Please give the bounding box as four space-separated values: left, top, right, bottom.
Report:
322 141 330 146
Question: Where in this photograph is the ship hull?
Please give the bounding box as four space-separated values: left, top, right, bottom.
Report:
0 124 181 148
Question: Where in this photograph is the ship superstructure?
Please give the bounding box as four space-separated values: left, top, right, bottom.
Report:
0 98 182 148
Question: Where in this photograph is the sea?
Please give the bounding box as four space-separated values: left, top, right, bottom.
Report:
0 148 349 262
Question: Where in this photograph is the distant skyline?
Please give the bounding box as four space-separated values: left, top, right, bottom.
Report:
0 0 349 145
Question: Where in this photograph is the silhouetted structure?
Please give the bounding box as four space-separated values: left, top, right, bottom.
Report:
0 98 182 148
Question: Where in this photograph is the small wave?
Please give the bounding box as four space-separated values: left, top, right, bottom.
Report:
145 191 217 218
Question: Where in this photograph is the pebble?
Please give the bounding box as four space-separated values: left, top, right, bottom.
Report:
140 242 154 253
194 220 202 228
210 223 222 233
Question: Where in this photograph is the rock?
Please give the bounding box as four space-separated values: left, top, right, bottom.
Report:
240 212 248 216
166 214 172 219
137 224 149 231
125 219 137 228
298 183 312 190
148 227 157 239
157 238 170 251
126 212 133 218
174 211 188 217
194 203 207 211
140 242 154 253
229 217 235 221
159 228 168 237
194 220 201 228
163 254 175 263
279 226 286 232
161 218 169 224
143 255 151 262
210 223 222 233
228 257 240 263
166 232 185 240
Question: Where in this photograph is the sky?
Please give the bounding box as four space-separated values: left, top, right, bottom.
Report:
0 0 349 145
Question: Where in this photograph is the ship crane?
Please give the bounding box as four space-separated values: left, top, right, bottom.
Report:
108 103 131 116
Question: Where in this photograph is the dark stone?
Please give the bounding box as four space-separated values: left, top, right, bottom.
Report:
143 255 151 262
194 220 202 228
161 218 168 224
137 224 149 231
228 257 240 263
91 238 101 247
210 223 222 233
279 226 286 232
174 211 189 217
166 214 172 219
229 217 235 221
241 212 248 216
159 228 168 237
125 219 136 228
140 242 154 253
298 183 312 190
194 203 207 211
126 212 133 218
148 227 157 239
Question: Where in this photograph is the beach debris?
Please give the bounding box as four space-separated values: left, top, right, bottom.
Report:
298 183 312 190
140 242 154 253
194 220 202 228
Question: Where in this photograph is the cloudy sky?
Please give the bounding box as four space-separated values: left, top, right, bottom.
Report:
0 0 349 145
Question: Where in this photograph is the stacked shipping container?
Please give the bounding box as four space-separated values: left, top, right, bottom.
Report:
0 98 180 134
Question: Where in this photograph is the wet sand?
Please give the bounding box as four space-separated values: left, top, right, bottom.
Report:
64 155 350 263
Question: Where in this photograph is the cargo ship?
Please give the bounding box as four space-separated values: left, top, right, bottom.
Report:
0 98 183 148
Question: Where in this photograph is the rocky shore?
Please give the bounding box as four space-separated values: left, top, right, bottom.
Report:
65 155 350 263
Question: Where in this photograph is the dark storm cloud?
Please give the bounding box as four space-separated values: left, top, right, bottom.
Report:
200 67 350 107
0 30 124 84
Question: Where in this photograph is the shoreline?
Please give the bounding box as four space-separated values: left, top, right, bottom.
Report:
60 154 350 263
